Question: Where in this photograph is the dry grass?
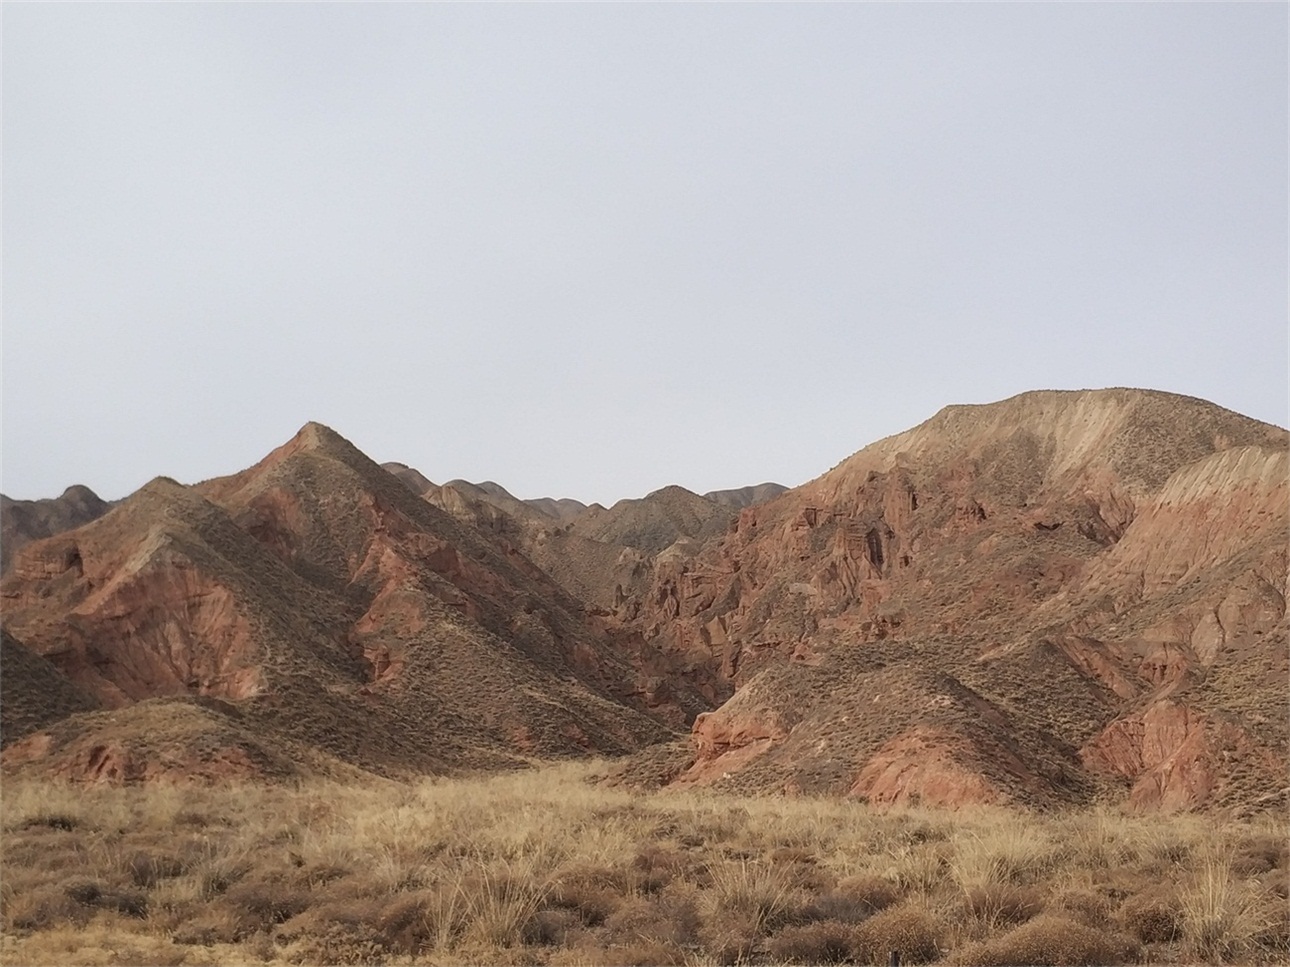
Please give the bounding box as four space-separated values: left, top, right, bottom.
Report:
2 761 1287 965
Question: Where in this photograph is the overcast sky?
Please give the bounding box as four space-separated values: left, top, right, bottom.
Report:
4 3 1286 504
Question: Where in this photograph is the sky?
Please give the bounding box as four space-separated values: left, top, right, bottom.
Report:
3 4 1286 504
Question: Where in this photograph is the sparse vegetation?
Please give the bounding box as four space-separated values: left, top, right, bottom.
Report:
2 762 1287 965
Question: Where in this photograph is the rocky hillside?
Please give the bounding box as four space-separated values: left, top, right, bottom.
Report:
0 424 715 781
614 389 1288 812
3 388 1285 814
1 485 113 574
570 486 733 555
703 482 788 511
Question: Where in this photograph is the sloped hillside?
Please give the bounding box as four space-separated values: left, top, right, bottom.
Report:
619 389 1288 811
0 424 713 781
571 485 733 554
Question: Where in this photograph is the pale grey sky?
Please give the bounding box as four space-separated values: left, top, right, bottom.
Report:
3 3 1286 504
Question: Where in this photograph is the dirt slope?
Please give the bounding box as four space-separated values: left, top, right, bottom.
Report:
0 629 99 747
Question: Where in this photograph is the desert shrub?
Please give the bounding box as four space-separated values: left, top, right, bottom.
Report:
284 921 385 965
528 908 581 946
964 883 1044 927
1231 832 1288 877
632 844 693 893
707 859 798 932
1048 888 1112 929
602 889 700 949
1182 853 1267 962
549 863 627 925
223 877 310 930
2 883 88 931
951 914 1140 966
854 902 945 964
124 849 185 888
172 907 244 946
456 866 548 948
698 912 760 966
768 920 857 964
1118 891 1181 943
954 826 1054 889
802 874 901 923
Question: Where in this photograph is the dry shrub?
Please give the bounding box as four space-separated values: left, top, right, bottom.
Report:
1118 891 1181 944
708 859 797 932
124 850 185 888
1048 888 1112 929
1182 853 1269 962
632 844 693 893
767 920 857 964
951 914 1140 966
456 866 548 949
964 883 1044 927
60 877 147 919
549 864 628 925
529 908 582 946
802 874 901 923
1231 832 1289 878
2 884 88 932
602 889 700 949
954 826 1054 889
171 907 244 946
698 912 760 966
223 876 310 930
854 902 945 964
284 922 386 965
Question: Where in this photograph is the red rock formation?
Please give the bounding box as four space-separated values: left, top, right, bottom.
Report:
622 390 1288 811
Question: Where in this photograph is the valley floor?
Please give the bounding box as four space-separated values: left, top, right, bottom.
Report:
1 762 1286 966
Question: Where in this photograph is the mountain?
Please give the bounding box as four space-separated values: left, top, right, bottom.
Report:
381 464 589 523
616 389 1288 812
1 485 113 574
570 485 733 554
4 389 1284 813
703 483 788 511
0 424 713 782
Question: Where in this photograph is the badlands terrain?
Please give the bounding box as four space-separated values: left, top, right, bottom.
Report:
1 387 1287 964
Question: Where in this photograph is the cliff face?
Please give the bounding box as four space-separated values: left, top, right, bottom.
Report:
618 390 1288 811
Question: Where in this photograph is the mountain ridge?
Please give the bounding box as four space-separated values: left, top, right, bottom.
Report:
3 387 1285 812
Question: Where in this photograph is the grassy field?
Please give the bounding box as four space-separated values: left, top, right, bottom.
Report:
1 762 1286 966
